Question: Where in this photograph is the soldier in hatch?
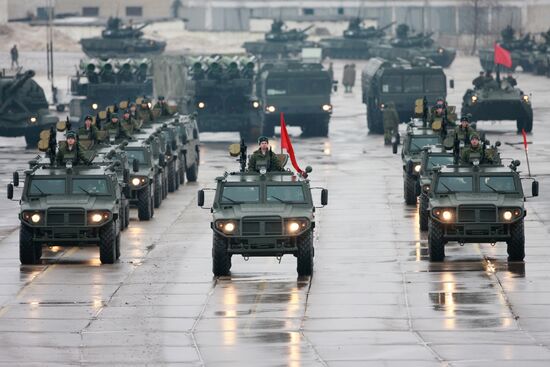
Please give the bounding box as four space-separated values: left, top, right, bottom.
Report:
460 134 497 165
77 115 99 142
138 98 155 124
56 130 91 166
102 112 131 140
247 136 283 173
454 115 477 146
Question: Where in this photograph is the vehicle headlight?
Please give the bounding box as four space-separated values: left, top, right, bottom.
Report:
197 101 206 109
433 208 455 222
130 176 147 187
522 95 529 103
252 101 260 109
499 208 522 222
422 184 430 192
438 47 444 54
284 218 309 235
92 103 99 110
503 211 513 221
322 104 332 112
215 220 239 235
22 211 44 225
442 210 453 221
380 103 385 109
414 164 421 173
87 211 111 225
29 116 37 124
266 105 276 113
91 213 103 223
471 95 478 103
31 213 41 223
131 177 141 186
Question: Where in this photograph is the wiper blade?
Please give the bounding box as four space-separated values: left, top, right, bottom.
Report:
482 182 499 193
222 195 238 204
268 195 285 203
77 186 91 195
438 181 453 193
31 184 46 195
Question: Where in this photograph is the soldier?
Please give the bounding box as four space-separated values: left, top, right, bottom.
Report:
348 64 356 92
153 96 171 117
342 64 350 93
454 115 477 146
77 115 99 142
327 62 334 86
247 136 283 172
460 134 497 165
56 131 91 166
10 45 19 69
382 102 400 145
504 73 517 88
103 112 131 140
429 97 455 130
121 109 135 134
472 71 486 89
138 98 155 124
129 102 143 130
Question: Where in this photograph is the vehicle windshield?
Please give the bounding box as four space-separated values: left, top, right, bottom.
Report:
266 185 306 203
220 185 260 203
435 176 473 193
480 176 517 193
126 149 148 165
409 136 441 152
28 178 66 196
381 75 402 93
71 178 110 195
425 74 446 93
427 155 454 169
266 78 330 96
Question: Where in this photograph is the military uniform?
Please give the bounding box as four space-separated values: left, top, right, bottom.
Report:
247 149 283 172
454 125 477 146
56 142 90 165
383 103 400 144
472 74 486 89
77 125 99 141
138 107 154 124
103 118 131 140
460 145 497 165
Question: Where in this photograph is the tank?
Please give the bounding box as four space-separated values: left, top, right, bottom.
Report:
0 69 58 147
319 19 394 59
528 29 550 76
369 24 456 68
242 20 316 59
80 17 166 58
479 26 535 72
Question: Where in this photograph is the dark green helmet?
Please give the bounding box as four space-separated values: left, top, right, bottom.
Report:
66 130 77 139
258 136 269 144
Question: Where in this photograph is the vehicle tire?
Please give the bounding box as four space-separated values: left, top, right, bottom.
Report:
316 119 329 137
428 218 445 262
212 233 231 276
168 162 176 193
507 219 525 261
124 203 130 228
20 225 40 265
99 221 117 264
419 194 429 231
162 173 168 199
297 230 314 276
262 120 275 137
119 208 125 232
186 161 199 182
115 232 121 260
404 174 417 205
137 185 152 221
154 177 162 208
178 158 185 185
517 116 533 133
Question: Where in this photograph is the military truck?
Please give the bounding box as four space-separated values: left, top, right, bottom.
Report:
427 163 539 262
0 70 58 147
69 58 153 121
257 60 333 136
461 77 533 132
183 56 262 140
362 58 450 134
8 157 125 265
198 142 328 276
80 17 166 58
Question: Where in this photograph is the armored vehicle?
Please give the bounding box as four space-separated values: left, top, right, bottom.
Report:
0 70 58 147
125 140 158 220
479 26 535 72
319 19 393 59
242 20 316 59
69 59 153 121
461 78 533 132
163 115 201 184
528 29 550 75
198 142 328 276
257 60 333 136
8 157 125 265
183 56 262 140
427 163 539 262
362 58 449 134
80 17 166 58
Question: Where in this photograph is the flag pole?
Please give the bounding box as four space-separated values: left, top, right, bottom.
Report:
522 129 532 177
279 112 283 154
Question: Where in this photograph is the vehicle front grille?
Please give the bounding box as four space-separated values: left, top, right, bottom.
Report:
46 208 86 226
458 205 496 223
241 216 283 236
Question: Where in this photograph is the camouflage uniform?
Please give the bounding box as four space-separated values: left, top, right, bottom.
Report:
453 125 477 146
247 149 283 172
138 107 154 125
103 117 131 140
382 102 400 144
56 142 90 165
77 125 100 141
460 144 497 165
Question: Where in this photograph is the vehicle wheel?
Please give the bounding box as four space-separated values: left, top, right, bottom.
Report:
115 232 121 260
404 174 417 205
186 161 199 182
154 177 162 208
507 219 525 261
162 173 168 199
212 233 231 276
150 195 155 218
315 119 329 137
125 203 130 228
428 218 445 262
297 230 314 276
419 194 429 231
20 225 40 265
178 159 185 185
137 185 152 221
517 116 533 133
168 162 176 193
119 208 125 232
262 120 275 137
99 221 117 264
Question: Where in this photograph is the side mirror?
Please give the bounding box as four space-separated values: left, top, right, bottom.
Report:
132 159 139 172
333 84 338 92
321 189 328 206
7 183 13 200
406 160 414 174
13 172 19 187
532 180 539 197
514 160 521 167
305 166 313 173
159 154 166 167
495 141 501 147
193 129 199 140
470 122 477 130
197 189 205 207
392 140 398 154
449 79 455 89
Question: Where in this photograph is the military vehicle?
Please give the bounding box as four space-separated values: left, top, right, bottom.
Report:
163 115 201 183
183 56 262 140
461 77 533 132
198 141 328 276
479 26 535 72
80 17 166 58
368 24 456 68
8 156 125 265
319 19 393 59
69 58 153 121
0 70 58 147
242 20 316 59
427 162 539 261
362 58 450 134
528 29 550 75
257 60 333 136
125 140 158 220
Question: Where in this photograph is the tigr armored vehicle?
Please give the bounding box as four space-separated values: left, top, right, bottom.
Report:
427 163 539 262
319 19 393 59
124 140 158 220
80 17 166 58
362 58 450 134
257 60 333 136
0 70 58 147
198 142 328 276
183 56 262 140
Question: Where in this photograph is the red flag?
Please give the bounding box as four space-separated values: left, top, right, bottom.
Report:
494 43 512 68
280 113 302 173
521 128 528 151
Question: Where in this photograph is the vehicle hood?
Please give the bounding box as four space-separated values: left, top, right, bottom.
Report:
22 195 114 211
431 193 523 208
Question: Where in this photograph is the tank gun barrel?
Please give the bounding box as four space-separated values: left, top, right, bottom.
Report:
378 21 396 32
300 24 314 33
5 70 35 95
135 22 152 31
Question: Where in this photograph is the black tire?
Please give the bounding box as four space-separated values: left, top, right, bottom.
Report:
178 157 185 185
137 185 152 221
428 218 445 262
115 233 121 260
119 208 125 232
404 174 418 205
154 177 162 208
297 230 314 276
162 173 168 199
507 220 525 261
186 161 199 182
168 162 176 193
517 116 533 133
419 194 429 231
312 120 329 137
99 221 117 264
212 233 231 276
124 203 130 228
20 225 40 265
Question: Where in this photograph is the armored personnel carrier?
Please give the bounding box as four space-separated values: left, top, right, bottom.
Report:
528 29 550 75
242 20 316 59
80 17 166 58
198 141 328 276
0 70 58 147
479 26 535 72
319 19 393 59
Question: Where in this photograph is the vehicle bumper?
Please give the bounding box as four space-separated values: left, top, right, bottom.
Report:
25 224 106 245
440 222 514 243
224 235 302 256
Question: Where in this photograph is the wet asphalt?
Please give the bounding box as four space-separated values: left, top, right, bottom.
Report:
0 54 549 366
